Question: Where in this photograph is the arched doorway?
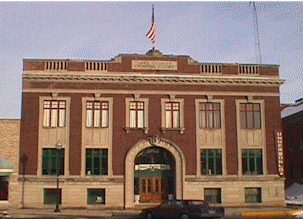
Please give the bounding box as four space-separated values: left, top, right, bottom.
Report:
124 136 185 208
134 147 175 203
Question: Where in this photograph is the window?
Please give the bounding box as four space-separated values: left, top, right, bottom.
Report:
129 101 144 128
242 149 263 175
204 188 221 204
43 100 66 127
44 188 61 205
165 102 180 128
86 101 109 128
87 189 105 205
199 103 221 129
245 188 261 203
42 149 64 175
240 103 261 129
0 177 8 200
201 149 222 175
86 149 108 175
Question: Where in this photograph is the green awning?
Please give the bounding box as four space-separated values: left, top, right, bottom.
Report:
0 158 13 177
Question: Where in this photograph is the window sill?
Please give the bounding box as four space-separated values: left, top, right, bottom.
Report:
125 127 149 134
161 127 185 134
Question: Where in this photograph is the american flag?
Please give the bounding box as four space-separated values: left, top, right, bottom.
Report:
146 5 157 49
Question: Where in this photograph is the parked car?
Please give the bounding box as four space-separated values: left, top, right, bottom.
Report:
140 199 224 219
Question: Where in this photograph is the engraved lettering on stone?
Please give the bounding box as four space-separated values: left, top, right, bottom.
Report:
132 60 178 70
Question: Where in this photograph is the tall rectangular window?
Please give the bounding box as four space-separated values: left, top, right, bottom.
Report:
86 149 108 175
42 148 64 175
242 149 263 175
129 101 144 128
201 149 222 175
245 188 261 203
43 100 66 127
240 103 261 129
86 101 109 128
199 103 221 129
165 102 180 128
204 188 221 204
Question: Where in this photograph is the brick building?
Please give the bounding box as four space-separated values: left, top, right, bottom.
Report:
19 49 285 208
282 98 303 188
0 119 20 209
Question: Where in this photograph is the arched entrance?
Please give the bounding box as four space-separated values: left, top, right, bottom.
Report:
124 136 185 208
134 146 175 203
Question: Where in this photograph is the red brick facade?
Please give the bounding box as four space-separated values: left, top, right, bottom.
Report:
19 50 285 208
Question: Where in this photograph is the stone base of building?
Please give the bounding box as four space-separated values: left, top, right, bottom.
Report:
5 175 285 209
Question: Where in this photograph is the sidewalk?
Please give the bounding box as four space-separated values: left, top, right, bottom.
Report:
1 208 141 218
0 206 299 218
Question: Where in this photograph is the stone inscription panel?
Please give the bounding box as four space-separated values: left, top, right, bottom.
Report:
132 60 178 70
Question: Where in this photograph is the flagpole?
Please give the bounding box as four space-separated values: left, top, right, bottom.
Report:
146 4 157 50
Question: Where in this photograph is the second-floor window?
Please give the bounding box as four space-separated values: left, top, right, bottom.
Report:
43 100 66 127
86 101 109 128
165 102 180 128
129 101 144 128
240 103 261 129
199 103 221 129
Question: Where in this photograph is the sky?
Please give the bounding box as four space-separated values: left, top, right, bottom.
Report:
1 1 303 119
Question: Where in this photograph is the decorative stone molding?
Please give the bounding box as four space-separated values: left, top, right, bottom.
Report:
51 92 58 99
207 95 213 102
23 74 285 87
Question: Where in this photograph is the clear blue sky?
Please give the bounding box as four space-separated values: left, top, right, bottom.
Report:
1 1 302 119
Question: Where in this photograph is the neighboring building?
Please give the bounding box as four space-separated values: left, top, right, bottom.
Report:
282 98 303 188
0 119 20 209
19 49 285 209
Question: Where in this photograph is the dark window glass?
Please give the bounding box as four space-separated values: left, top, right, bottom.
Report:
86 149 108 175
201 149 222 175
245 188 261 203
204 188 221 204
42 149 64 175
242 149 263 175
44 188 61 204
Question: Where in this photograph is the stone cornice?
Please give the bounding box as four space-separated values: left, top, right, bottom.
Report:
23 73 285 87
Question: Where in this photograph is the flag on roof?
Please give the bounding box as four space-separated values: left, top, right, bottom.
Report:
146 5 157 49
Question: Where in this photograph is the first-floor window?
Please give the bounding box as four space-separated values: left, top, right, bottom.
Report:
87 189 105 205
204 188 221 204
201 149 222 175
44 188 61 205
245 188 261 203
242 149 263 175
42 148 64 175
86 149 108 175
43 100 66 127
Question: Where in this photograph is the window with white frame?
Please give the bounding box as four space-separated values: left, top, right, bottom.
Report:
129 101 145 128
165 102 180 128
43 100 66 127
86 101 109 128
199 102 221 129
